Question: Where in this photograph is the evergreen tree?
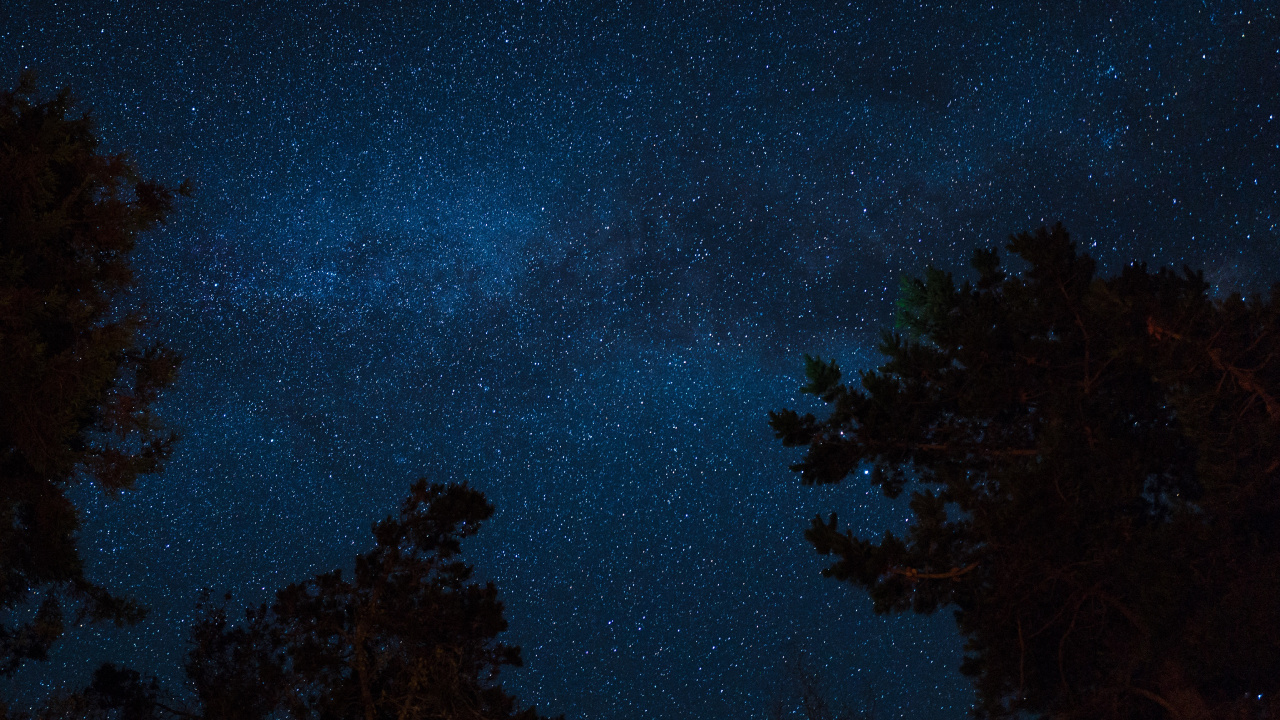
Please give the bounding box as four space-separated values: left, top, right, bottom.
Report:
186 481 553 720
0 75 184 675
770 225 1280 719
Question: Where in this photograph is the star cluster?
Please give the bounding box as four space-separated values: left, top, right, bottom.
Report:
2 2 1277 718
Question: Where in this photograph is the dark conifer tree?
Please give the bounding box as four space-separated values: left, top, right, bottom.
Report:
0 75 184 675
186 481 553 720
771 225 1280 719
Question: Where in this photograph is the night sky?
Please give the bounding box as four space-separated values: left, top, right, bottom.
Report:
3 2 1278 718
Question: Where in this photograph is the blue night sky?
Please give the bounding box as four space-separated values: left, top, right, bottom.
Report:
3 2 1277 718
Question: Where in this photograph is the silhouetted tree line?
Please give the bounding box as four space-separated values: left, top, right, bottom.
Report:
4 74 1279 719
18 481 542 720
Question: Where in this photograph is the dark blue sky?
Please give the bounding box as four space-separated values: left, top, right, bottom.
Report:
3 2 1277 718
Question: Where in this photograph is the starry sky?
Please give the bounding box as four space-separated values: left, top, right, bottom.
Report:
3 1 1278 718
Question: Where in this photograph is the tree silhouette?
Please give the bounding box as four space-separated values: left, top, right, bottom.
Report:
0 74 184 676
186 481 552 720
22 663 192 720
771 225 1280 719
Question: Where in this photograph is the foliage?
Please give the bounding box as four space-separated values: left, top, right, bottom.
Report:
0 74 184 675
771 225 1280 719
14 663 189 720
186 481 552 720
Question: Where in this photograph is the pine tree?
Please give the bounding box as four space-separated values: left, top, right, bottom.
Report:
771 225 1280 719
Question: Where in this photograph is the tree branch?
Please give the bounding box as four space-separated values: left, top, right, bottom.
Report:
1207 347 1280 419
1130 686 1182 720
886 441 1039 458
1147 316 1280 419
889 563 978 583
1095 590 1151 638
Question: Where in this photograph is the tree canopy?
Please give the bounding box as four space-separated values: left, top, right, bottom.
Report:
185 480 552 720
771 225 1280 720
0 75 184 675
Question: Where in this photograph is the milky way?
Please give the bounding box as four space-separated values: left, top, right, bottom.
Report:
3 2 1277 718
